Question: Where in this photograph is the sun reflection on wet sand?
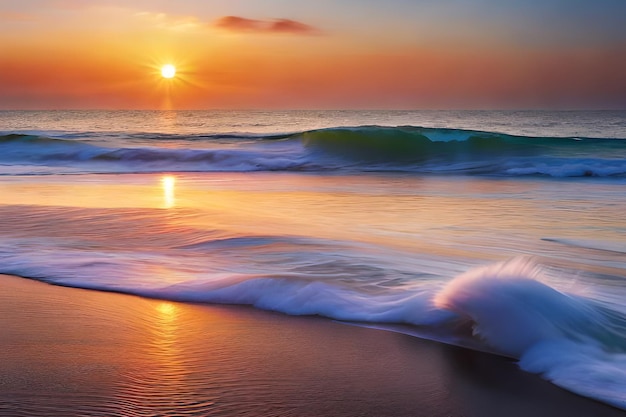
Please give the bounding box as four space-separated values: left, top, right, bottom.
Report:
113 300 217 414
156 301 176 316
149 301 183 373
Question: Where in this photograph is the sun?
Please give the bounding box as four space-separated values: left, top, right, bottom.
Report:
161 64 176 79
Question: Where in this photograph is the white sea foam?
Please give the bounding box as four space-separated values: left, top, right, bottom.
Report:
520 340 626 410
153 276 451 326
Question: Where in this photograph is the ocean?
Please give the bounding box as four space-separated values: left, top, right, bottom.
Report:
1 110 626 410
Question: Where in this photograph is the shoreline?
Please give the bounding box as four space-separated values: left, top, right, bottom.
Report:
1 274 624 416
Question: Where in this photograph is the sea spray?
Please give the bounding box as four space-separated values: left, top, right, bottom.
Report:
434 257 626 409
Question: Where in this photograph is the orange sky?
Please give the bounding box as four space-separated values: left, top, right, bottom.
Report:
1 1 625 110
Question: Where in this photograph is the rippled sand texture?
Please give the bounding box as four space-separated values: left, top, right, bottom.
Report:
1 275 623 417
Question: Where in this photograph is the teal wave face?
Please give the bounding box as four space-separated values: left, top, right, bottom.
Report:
300 126 435 162
300 126 626 157
299 126 539 162
297 126 626 176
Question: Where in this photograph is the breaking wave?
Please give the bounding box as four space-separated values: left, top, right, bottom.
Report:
3 248 626 409
1 126 626 177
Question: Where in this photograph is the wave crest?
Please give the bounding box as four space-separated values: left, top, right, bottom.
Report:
434 257 626 409
434 257 624 356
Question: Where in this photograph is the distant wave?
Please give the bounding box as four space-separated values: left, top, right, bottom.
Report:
542 238 626 255
2 126 626 177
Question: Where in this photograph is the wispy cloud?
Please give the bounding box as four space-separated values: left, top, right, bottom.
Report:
214 16 320 35
135 11 201 32
270 19 318 34
214 16 260 32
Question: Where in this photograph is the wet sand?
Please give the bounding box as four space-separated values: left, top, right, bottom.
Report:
1 274 624 417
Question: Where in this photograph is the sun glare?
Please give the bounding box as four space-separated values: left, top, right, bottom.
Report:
161 64 176 79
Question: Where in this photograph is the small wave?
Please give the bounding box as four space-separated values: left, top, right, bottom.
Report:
542 238 626 254
176 235 333 250
0 133 311 174
0 133 81 145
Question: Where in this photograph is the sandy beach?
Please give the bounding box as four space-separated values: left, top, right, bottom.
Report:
1 274 623 416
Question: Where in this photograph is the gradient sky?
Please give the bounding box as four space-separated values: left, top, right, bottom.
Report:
1 0 625 110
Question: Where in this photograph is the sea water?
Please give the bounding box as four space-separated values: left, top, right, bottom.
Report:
1 110 626 409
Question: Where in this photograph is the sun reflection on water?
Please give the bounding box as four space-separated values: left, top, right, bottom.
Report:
162 175 176 208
